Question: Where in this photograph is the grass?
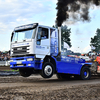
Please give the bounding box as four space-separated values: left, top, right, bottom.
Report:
4 69 19 72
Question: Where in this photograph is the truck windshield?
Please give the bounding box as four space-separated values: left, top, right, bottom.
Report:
12 28 36 42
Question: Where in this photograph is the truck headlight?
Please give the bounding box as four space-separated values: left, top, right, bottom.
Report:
27 58 33 61
10 60 13 62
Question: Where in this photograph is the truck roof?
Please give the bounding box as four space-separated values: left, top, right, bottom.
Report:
14 23 57 32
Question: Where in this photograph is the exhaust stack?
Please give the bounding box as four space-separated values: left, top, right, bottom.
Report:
58 27 61 55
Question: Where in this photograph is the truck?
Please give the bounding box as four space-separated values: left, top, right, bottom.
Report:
10 23 92 80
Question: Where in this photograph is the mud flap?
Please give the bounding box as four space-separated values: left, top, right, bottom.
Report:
90 62 98 73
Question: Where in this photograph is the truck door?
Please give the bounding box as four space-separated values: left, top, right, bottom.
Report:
35 27 50 57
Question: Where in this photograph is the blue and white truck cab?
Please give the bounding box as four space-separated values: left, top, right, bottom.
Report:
10 23 92 80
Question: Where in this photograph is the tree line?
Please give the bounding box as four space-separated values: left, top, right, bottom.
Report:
53 24 100 53
90 28 100 52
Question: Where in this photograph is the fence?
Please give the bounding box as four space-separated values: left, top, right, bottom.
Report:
0 61 10 66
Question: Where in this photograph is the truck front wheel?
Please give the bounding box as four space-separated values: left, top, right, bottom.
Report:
80 66 91 80
19 69 32 77
40 62 55 78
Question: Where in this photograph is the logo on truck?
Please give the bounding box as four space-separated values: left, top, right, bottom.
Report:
17 48 22 50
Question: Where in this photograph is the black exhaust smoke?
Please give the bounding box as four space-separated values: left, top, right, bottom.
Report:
56 0 100 26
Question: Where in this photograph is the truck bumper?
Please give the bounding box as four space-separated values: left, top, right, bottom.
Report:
10 56 42 69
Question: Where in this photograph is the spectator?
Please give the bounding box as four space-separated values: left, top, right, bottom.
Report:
4 56 7 61
0 51 10 61
0 57 1 61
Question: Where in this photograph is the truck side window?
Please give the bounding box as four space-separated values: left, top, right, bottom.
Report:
50 29 55 37
37 27 48 45
41 28 48 39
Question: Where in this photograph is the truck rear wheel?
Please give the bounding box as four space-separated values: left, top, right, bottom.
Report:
40 62 55 78
19 69 32 77
80 66 91 80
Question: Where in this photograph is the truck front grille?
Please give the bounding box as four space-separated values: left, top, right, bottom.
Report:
12 46 29 55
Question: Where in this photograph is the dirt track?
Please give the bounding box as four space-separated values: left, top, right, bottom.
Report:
0 74 100 100
0 66 11 71
0 66 100 100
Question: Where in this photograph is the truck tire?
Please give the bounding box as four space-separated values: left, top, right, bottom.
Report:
56 73 70 80
40 62 55 78
19 69 32 77
80 66 91 80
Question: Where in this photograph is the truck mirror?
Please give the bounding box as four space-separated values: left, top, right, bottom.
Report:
37 32 41 40
11 32 14 41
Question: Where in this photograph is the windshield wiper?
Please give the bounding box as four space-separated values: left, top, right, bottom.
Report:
15 41 17 43
23 39 26 42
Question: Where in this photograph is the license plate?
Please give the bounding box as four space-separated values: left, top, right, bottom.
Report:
17 64 23 66
17 61 22 64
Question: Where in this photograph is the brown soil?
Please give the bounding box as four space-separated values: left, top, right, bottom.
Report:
0 75 100 100
0 66 12 71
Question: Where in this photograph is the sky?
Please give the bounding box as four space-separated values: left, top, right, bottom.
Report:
0 0 100 53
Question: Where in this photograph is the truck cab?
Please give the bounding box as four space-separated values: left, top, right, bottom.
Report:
11 23 58 58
